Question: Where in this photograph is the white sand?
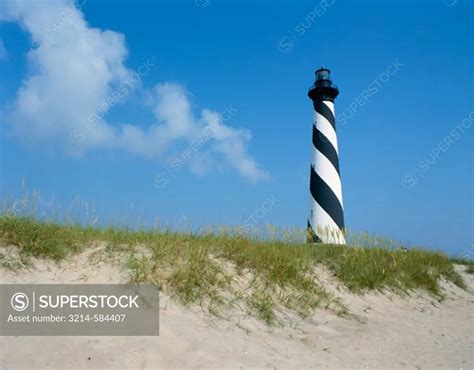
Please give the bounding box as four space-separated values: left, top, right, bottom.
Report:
0 246 473 369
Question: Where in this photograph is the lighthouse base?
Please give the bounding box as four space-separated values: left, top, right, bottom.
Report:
306 222 321 244
306 222 346 245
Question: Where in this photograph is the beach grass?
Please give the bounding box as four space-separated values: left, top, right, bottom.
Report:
0 215 468 324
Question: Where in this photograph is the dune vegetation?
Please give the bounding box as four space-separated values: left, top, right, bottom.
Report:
0 214 470 325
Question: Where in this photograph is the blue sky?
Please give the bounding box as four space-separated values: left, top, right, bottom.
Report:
0 0 472 256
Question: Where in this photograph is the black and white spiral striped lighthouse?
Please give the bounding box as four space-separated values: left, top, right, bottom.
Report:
307 67 346 244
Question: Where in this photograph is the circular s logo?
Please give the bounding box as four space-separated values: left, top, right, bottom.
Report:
401 172 417 189
277 36 294 53
11 292 29 312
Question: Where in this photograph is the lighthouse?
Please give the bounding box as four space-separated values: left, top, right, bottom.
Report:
307 67 346 244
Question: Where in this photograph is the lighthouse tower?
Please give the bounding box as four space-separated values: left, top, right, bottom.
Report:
307 67 345 244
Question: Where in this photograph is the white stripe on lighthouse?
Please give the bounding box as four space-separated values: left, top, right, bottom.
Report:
323 100 335 115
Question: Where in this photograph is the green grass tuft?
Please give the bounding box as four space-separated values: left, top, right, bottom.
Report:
0 216 90 260
311 244 466 295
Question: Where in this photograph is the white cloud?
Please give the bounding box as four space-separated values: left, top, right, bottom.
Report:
0 0 269 182
201 109 271 182
0 39 6 59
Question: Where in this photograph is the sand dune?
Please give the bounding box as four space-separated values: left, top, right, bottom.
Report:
0 247 473 369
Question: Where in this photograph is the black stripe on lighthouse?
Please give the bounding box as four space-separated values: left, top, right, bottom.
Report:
309 165 345 230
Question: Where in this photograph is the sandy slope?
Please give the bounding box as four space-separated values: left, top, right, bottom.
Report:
0 246 473 369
